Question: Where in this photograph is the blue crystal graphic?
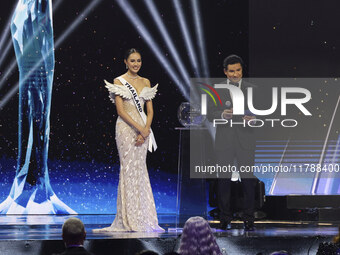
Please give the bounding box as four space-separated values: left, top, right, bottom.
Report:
0 0 76 214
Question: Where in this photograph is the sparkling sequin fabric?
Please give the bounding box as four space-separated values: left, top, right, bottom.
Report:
94 81 163 232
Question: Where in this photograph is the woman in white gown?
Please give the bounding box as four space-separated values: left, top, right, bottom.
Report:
94 49 164 232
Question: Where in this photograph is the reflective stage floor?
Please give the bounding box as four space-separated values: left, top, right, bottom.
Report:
0 215 337 254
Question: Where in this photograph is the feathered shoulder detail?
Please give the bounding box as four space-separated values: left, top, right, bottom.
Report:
139 84 158 100
104 80 131 103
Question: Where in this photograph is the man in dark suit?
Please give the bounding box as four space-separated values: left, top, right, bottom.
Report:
53 217 93 255
207 55 257 231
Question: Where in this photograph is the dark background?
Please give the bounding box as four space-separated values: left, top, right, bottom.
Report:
0 0 339 174
0 0 249 173
249 0 340 77
249 0 340 140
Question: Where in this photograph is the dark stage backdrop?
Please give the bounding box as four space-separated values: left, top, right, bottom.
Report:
1 0 340 214
249 0 340 195
249 0 340 77
0 0 249 213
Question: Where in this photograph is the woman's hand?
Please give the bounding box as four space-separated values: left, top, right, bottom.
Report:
135 134 145 146
139 127 150 139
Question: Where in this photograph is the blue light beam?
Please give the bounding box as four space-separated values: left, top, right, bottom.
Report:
311 94 340 194
0 3 16 54
173 0 201 77
0 0 65 90
144 0 191 86
191 0 209 78
116 0 189 99
0 40 13 69
0 0 103 109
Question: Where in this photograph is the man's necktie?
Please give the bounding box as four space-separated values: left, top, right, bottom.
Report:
229 82 239 87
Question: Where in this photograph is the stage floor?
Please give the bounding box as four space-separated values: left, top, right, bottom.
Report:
0 214 337 240
0 215 337 254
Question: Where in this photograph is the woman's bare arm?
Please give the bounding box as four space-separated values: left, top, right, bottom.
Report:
114 79 150 138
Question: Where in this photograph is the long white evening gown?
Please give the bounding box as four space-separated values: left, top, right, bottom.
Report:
94 78 164 232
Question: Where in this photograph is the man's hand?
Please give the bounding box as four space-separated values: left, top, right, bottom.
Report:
222 109 233 120
135 134 145 146
243 115 256 124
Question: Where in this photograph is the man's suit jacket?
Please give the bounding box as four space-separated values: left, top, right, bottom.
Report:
53 246 94 255
207 80 258 152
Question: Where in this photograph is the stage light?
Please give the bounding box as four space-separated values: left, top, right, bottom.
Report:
116 0 189 99
172 0 201 77
0 3 16 72
268 139 290 195
0 3 16 54
0 0 65 89
191 0 209 77
143 0 191 86
0 40 13 70
0 32 11 59
322 137 340 194
311 94 340 194
53 0 64 10
0 0 103 109
141 240 160 254
0 61 17 91
54 0 100 46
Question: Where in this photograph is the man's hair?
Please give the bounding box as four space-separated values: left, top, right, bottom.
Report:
62 218 86 244
223 54 244 70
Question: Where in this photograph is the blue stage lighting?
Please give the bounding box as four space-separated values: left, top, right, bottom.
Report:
0 3 16 72
0 40 13 69
0 78 19 109
191 0 209 78
53 0 64 10
0 61 17 91
268 139 290 195
0 0 103 109
172 0 200 77
0 0 65 90
0 30 11 57
144 0 191 86
116 0 189 99
0 3 16 54
311 94 340 194
55 0 101 46
0 0 77 215
319 135 340 194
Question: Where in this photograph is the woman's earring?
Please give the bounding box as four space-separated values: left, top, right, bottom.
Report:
125 64 128 69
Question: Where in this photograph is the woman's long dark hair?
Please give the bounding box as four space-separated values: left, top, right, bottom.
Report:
124 48 141 60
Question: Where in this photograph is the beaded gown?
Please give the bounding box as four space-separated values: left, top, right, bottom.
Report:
94 78 163 232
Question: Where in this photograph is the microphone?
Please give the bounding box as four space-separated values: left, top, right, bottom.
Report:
223 101 232 119
225 100 232 109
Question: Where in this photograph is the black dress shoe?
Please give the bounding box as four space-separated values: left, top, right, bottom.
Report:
219 220 232 230
243 221 255 231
